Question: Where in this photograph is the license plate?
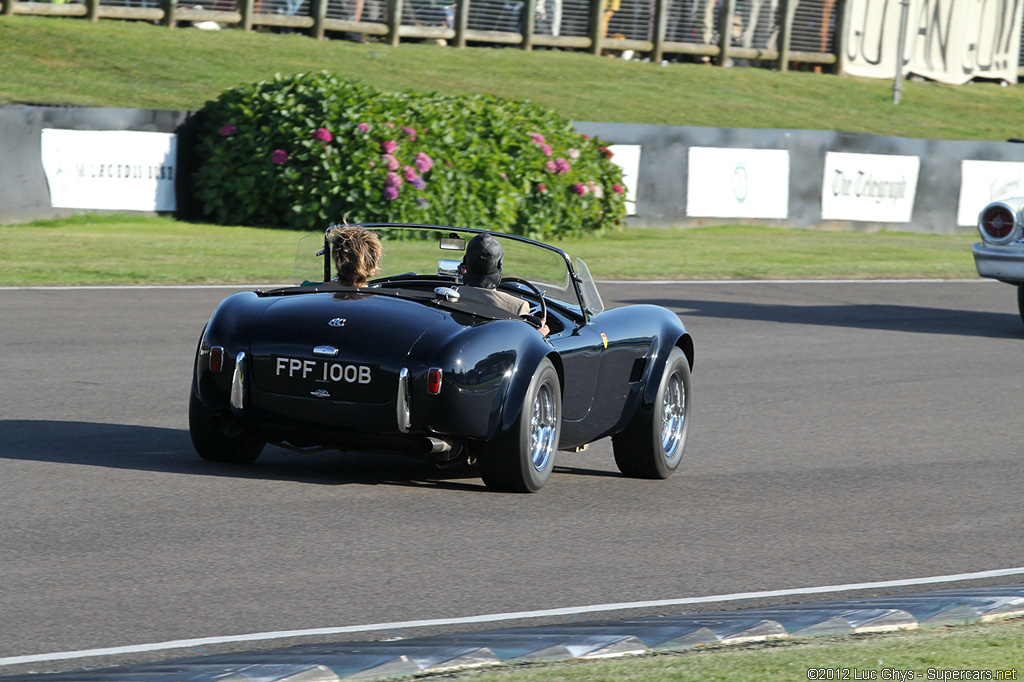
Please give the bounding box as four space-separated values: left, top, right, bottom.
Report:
260 356 388 402
274 356 373 385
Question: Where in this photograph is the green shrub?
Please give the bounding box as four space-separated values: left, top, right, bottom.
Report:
192 72 627 238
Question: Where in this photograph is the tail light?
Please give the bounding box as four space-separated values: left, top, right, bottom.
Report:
978 203 1020 244
427 368 443 395
209 346 224 372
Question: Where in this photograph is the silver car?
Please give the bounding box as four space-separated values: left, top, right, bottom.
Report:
973 197 1024 326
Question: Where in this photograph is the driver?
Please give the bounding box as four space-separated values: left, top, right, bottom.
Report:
459 233 549 336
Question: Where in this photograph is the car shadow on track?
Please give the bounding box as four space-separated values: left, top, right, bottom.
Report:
0 419 515 492
624 298 1024 339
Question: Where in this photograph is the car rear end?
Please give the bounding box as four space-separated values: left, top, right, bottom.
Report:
198 289 448 455
973 198 1024 283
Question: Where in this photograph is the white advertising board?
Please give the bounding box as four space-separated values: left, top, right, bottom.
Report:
41 129 177 211
608 144 641 215
821 152 920 223
957 159 1024 226
686 147 789 219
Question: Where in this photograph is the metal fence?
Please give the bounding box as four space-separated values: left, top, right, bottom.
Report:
3 0 1023 76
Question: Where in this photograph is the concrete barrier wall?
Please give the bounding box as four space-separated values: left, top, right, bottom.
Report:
4 104 1024 234
576 121 1024 235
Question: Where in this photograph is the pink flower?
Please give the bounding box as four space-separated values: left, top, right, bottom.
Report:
383 186 399 200
540 143 552 157
219 124 237 136
402 165 419 181
600 146 614 159
272 149 288 165
568 148 580 159
357 122 369 133
612 183 624 194
536 183 547 193
544 160 558 173
401 126 417 140
572 182 587 196
587 181 604 198
313 128 332 142
499 172 508 180
555 158 571 174
384 172 403 189
530 133 545 144
414 152 433 173
412 177 426 190
381 154 400 171
385 122 395 128
381 140 397 154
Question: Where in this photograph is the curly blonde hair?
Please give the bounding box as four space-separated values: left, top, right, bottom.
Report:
326 224 383 287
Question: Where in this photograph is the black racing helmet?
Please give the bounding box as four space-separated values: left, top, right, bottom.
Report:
461 233 503 289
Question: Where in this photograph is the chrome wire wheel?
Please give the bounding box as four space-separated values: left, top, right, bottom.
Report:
612 346 690 480
530 383 558 472
479 358 560 493
660 368 686 460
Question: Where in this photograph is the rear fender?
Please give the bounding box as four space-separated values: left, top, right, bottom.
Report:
639 331 693 409
193 291 268 409
497 338 560 436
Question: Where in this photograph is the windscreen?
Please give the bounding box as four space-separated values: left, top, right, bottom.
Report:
291 231 328 285
290 226 585 315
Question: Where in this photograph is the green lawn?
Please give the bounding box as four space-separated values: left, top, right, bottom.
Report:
0 215 979 286
2 15 1024 141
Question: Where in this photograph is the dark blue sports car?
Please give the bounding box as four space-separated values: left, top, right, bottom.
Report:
189 225 694 492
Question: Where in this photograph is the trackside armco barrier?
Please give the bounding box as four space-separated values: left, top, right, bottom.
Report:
4 104 1024 234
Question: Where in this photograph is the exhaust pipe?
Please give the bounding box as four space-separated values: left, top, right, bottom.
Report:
423 437 453 454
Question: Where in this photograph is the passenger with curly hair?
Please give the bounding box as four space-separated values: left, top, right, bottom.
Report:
327 224 383 287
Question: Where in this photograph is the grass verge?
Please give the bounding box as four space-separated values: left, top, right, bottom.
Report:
422 618 1023 682
3 16 1024 141
0 215 979 286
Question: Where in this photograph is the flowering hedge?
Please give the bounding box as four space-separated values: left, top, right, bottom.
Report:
191 72 627 238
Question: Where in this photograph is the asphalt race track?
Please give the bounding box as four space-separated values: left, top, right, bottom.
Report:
1 280 1022 676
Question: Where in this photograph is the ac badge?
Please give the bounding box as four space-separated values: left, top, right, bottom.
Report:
328 318 346 327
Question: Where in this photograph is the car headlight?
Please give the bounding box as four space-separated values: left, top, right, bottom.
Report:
978 200 1023 245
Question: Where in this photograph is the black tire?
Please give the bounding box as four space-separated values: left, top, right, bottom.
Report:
479 359 561 493
188 390 265 464
1017 284 1024 327
612 346 691 479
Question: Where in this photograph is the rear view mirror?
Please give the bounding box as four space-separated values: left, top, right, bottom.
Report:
439 235 466 251
438 259 462 277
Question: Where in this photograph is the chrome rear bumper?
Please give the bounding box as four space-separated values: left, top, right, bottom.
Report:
972 242 1024 283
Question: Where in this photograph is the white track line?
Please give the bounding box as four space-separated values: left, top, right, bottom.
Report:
3 566 1023 667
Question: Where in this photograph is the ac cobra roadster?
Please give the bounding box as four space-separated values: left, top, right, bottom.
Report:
189 225 694 492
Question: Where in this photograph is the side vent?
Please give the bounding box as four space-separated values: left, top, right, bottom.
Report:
629 357 647 383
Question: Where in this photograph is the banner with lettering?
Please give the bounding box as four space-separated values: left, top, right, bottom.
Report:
841 0 1022 85
957 159 1024 225
821 152 920 223
41 129 177 211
